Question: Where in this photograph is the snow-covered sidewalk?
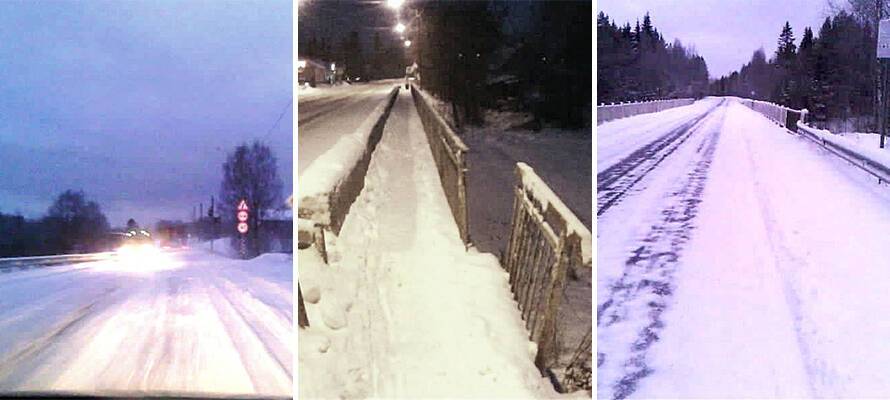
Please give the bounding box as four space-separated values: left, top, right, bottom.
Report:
598 100 890 398
299 91 561 398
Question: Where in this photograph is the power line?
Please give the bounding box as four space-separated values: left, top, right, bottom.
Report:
261 97 293 140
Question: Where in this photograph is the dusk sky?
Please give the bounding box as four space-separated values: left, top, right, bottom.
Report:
0 0 292 227
598 0 833 78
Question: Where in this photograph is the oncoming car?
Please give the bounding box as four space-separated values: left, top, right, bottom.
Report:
116 229 159 259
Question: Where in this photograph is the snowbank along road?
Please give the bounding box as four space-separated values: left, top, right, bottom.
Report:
598 98 890 398
0 249 293 398
298 80 403 174
299 90 561 398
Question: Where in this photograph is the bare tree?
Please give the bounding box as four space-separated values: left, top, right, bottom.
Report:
43 190 109 253
219 140 283 256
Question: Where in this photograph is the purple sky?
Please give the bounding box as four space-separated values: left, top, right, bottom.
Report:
0 0 292 228
598 0 834 78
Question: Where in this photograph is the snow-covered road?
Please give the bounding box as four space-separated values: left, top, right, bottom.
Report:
0 249 293 397
300 90 560 398
597 99 890 398
298 80 402 173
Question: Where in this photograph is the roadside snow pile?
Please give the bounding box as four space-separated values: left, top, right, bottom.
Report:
198 238 240 258
240 253 293 282
297 82 357 101
298 83 320 96
298 86 398 227
299 91 567 398
797 122 890 179
836 131 890 161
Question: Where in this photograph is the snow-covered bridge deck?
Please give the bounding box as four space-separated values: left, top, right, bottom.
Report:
598 99 890 398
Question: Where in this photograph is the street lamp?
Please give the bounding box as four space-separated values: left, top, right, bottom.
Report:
394 22 406 33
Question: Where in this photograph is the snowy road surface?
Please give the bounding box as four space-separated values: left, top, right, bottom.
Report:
0 249 292 397
598 98 890 398
298 80 401 174
300 90 562 398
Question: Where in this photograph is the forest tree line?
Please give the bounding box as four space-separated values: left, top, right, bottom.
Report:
597 11 710 104
0 190 111 257
713 1 889 132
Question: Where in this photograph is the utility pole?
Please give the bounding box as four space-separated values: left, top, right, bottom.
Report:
880 0 887 148
209 196 215 252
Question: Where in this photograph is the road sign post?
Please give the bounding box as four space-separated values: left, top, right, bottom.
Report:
878 19 890 148
237 199 249 258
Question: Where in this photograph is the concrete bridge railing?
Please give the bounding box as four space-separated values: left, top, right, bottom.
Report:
597 98 694 125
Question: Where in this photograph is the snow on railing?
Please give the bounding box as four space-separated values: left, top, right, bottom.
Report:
597 98 694 125
503 162 591 391
734 97 806 129
298 86 400 235
735 97 890 182
796 122 890 184
410 85 470 244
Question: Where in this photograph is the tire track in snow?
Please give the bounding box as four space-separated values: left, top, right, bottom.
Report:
597 101 722 217
597 107 725 400
216 278 293 378
741 133 825 397
207 281 292 394
298 96 354 125
0 286 121 386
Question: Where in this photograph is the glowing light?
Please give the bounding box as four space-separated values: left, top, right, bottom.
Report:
394 22 406 33
404 40 412 48
101 244 181 274
386 0 404 9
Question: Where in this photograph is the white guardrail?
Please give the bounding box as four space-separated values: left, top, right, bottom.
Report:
0 252 115 271
597 98 694 125
796 122 890 184
736 96 890 183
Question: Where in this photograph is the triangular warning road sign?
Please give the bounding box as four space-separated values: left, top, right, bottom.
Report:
237 200 249 211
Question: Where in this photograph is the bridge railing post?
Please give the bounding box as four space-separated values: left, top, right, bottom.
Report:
502 162 591 392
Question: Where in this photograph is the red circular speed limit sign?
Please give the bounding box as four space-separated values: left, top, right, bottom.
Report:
237 210 249 222
237 222 249 234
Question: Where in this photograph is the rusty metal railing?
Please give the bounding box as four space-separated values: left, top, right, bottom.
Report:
410 86 470 244
503 162 591 390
